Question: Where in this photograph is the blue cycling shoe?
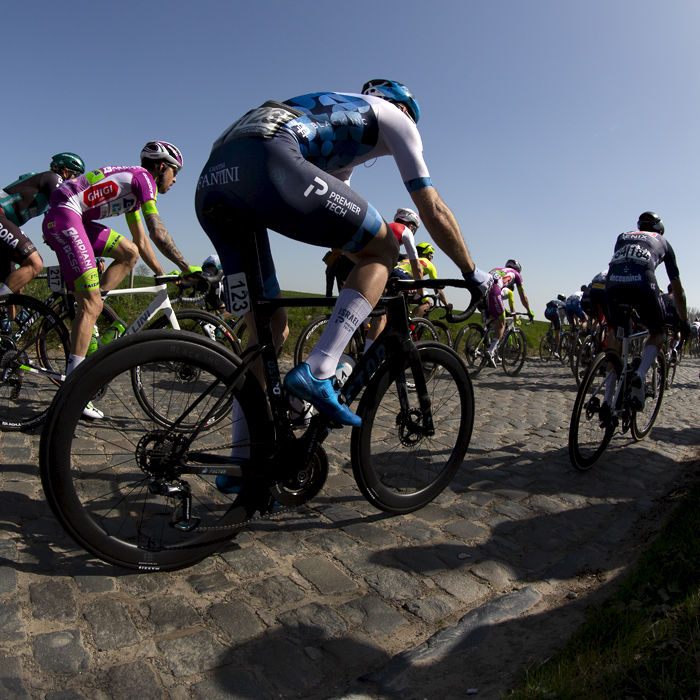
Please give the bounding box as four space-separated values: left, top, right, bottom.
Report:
284 363 361 427
215 475 244 494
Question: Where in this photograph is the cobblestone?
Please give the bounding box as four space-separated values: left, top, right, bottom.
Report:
1 357 698 698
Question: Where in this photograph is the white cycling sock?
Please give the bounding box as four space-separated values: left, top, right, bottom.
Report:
66 354 85 376
305 288 372 379
488 339 499 354
0 284 12 296
638 345 659 377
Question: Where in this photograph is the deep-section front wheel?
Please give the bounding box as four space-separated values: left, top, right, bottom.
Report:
351 344 474 514
574 335 597 387
39 331 272 571
0 295 71 431
569 352 616 471
631 353 666 441
501 328 526 376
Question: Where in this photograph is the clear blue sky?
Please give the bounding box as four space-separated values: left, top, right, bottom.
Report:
5 0 700 317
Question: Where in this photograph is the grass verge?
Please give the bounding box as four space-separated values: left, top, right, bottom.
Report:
504 475 700 699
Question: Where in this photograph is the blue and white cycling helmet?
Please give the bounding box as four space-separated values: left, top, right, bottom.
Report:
394 207 420 230
362 79 420 123
140 141 183 171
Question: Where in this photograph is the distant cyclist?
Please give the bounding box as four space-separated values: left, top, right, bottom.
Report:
604 211 688 412
0 153 85 297
195 80 492 431
544 294 567 357
485 260 534 366
43 141 199 394
200 253 231 319
565 287 588 330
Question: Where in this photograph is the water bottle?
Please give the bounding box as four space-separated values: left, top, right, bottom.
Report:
86 325 100 355
99 319 127 346
15 308 30 325
335 353 356 388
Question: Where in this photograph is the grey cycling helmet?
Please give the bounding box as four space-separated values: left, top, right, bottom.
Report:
50 152 85 175
637 211 664 234
505 259 522 273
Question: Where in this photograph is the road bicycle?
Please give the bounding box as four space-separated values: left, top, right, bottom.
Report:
569 307 665 471
293 307 440 366
0 270 236 431
39 233 479 571
454 309 530 378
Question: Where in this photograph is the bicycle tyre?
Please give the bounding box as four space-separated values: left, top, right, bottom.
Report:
293 314 363 366
569 352 617 471
560 331 573 365
133 309 242 428
574 335 598 387
454 323 488 377
631 353 666 441
430 319 453 348
539 333 555 361
0 295 72 431
501 328 527 376
351 342 474 514
39 330 271 571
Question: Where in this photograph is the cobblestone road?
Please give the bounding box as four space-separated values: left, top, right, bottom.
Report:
1 356 698 700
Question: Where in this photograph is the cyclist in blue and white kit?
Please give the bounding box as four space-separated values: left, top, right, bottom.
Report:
195 81 492 433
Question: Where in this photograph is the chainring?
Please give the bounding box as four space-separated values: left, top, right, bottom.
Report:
269 442 328 507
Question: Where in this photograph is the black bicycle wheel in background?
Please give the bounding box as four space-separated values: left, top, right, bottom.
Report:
39 331 271 571
574 335 598 387
539 332 556 361
0 295 71 431
454 322 487 377
501 328 527 376
560 330 573 365
351 343 474 514
569 352 617 471
429 319 453 347
132 309 241 428
631 353 666 441
294 314 365 366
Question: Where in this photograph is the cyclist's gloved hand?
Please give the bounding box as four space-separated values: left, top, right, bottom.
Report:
680 320 691 342
528 310 535 320
463 266 493 298
187 265 203 276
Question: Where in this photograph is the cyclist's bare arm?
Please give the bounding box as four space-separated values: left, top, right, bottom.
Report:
409 259 423 279
127 218 164 275
409 187 476 275
144 212 190 272
517 287 532 314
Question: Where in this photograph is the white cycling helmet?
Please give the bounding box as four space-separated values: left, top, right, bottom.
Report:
394 207 420 230
203 254 221 271
140 141 183 171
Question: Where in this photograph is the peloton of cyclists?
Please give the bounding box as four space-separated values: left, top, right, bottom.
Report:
195 79 492 435
42 141 200 413
603 211 688 414
484 260 535 367
0 153 86 297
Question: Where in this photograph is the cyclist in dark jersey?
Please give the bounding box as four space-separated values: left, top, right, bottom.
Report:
195 80 492 430
0 153 85 296
604 211 689 410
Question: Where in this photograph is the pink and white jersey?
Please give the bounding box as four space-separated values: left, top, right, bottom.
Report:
490 267 523 290
49 166 157 222
388 222 419 260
